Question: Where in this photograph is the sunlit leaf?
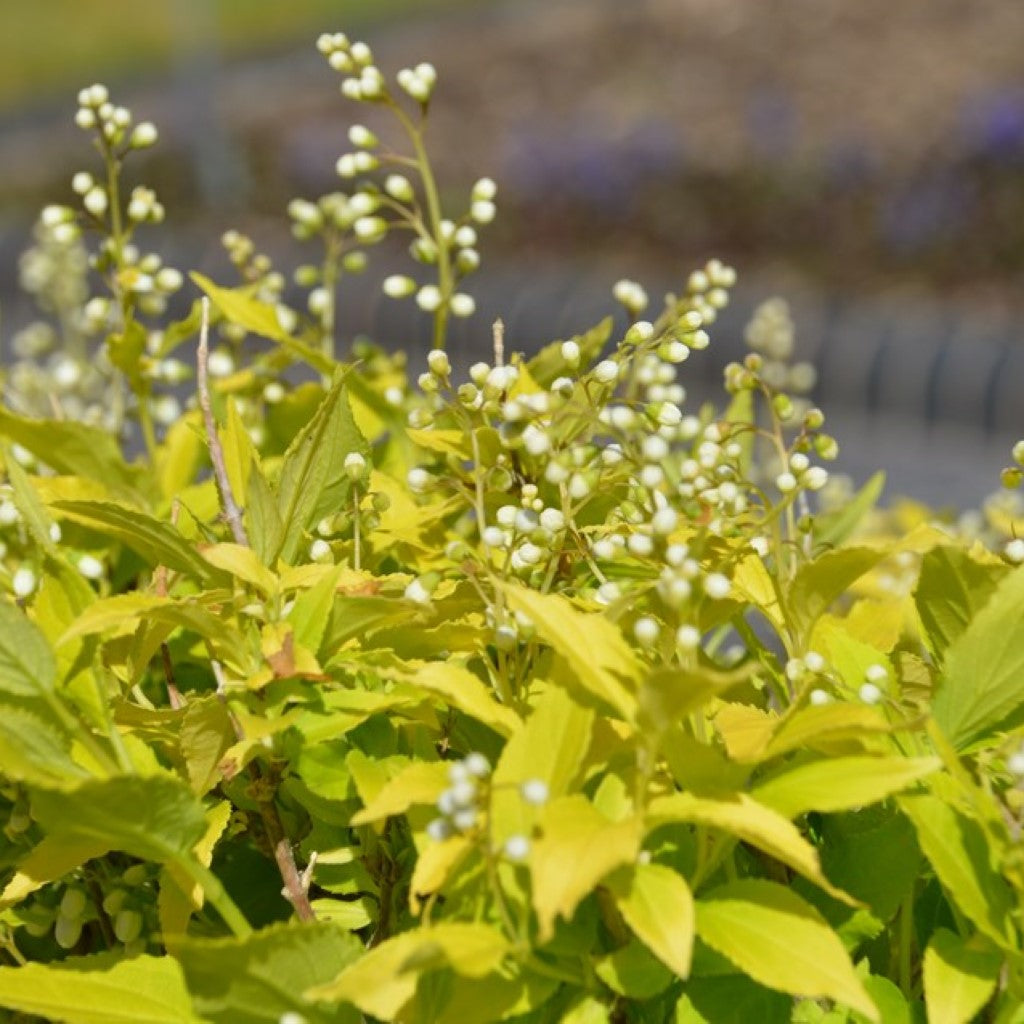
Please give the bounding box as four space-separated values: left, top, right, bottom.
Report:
922 928 1001 1024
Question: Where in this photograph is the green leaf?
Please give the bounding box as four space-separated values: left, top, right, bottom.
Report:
531 795 642 940
0 706 90 787
753 756 939 818
787 547 885 643
638 664 751 735
607 862 694 978
526 316 613 386
814 471 885 548
0 600 56 697
900 793 1016 949
201 543 278 596
349 760 449 826
176 920 363 1023
0 954 202 1023
308 922 510 1019
53 499 226 584
502 585 640 721
180 695 237 794
647 791 853 903
694 879 877 1021
275 376 367 564
30 774 207 863
674 975 791 1024
0 406 139 499
192 271 335 376
491 687 593 843
931 563 1024 748
245 458 285 565
287 566 341 655
594 940 674 999
405 661 521 738
923 928 1001 1024
1 835 110 907
914 546 1007 661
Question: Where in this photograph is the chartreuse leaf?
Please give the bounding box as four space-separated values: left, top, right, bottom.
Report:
287 565 342 654
176 920 363 1023
409 835 474 914
219 396 258 507
647 791 853 903
308 922 510 1019
753 755 939 818
159 800 232 938
405 661 521 738
52 499 226 584
491 687 593 843
814 471 885 548
192 271 335 375
2 836 110 907
764 702 891 760
0 405 140 499
0 954 202 1023
30 774 207 863
349 760 449 826
606 862 694 978
530 795 642 940
931 564 1024 748
0 706 90 787
0 600 56 697
502 585 640 721
900 793 1016 948
695 880 878 1021
595 940 674 998
275 374 367 564
201 542 278 597
914 545 1007 660
787 547 885 643
922 928 1001 1024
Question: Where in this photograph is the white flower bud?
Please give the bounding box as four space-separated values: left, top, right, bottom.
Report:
446 293 473 319
482 526 506 548
416 285 442 312
382 275 415 299
309 539 332 561
628 533 654 557
385 174 414 202
464 752 490 777
407 468 431 492
651 507 678 535
809 688 832 706
561 340 581 366
426 350 451 377
1005 538 1024 564
520 779 549 806
503 835 530 862
634 616 660 646
71 172 94 195
470 200 496 224
335 154 357 178
704 573 731 600
858 683 883 705
12 567 36 598
676 624 701 650
804 651 826 673
594 360 619 384
207 350 235 378
522 425 551 457
353 216 387 241
75 108 96 129
76 554 104 580
803 467 829 491
865 664 888 684
539 508 565 533
130 122 158 148
404 578 433 605
344 452 367 481
155 267 183 293
775 472 798 493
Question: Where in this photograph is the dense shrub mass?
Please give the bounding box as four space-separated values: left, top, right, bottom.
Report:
1 31 1024 1024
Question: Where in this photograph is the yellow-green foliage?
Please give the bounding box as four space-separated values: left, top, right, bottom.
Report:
0 31 1023 1024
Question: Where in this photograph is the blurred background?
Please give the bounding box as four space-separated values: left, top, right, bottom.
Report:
2 0 1023 505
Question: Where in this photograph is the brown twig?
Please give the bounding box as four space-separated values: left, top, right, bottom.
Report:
197 299 315 923
197 297 248 547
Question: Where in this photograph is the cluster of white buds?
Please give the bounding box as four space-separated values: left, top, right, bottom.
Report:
775 451 829 495
484 502 567 577
426 753 491 839
125 186 165 225
317 34 390 103
75 84 157 152
396 62 438 104
858 663 889 705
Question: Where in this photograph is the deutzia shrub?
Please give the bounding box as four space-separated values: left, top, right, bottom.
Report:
0 30 1022 1024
